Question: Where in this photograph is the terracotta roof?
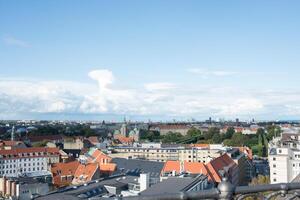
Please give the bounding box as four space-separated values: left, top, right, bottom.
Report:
88 149 116 174
0 140 24 147
162 160 214 182
161 160 181 174
89 149 112 163
206 154 237 183
51 161 80 187
238 147 253 160
114 134 134 144
72 163 99 184
100 163 117 173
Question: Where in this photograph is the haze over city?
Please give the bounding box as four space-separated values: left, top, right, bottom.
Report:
1 1 300 121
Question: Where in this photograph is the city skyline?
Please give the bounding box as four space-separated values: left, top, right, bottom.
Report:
1 1 300 121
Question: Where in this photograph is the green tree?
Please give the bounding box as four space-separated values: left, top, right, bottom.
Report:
230 132 247 146
140 130 161 142
162 132 184 143
212 133 222 143
186 127 201 138
224 127 235 139
203 127 220 140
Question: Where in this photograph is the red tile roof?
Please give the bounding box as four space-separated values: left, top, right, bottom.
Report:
0 140 24 147
114 134 134 144
73 163 99 184
88 149 116 174
206 154 237 183
162 154 237 184
161 161 214 181
0 147 60 157
161 160 181 174
51 161 80 187
238 147 253 160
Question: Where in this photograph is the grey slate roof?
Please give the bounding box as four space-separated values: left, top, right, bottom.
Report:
140 175 207 196
112 158 164 177
35 175 138 200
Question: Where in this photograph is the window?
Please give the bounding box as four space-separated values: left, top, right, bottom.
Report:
273 178 277 182
273 164 276 168
279 150 282 153
273 157 276 161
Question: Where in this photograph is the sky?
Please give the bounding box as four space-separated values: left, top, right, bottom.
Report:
0 0 300 121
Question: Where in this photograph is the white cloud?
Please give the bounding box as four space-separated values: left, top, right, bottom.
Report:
187 68 238 77
0 70 300 120
3 36 30 47
218 98 264 116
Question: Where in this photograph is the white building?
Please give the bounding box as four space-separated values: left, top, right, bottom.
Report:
0 147 60 177
269 138 300 183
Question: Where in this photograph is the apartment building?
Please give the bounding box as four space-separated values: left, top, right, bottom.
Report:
149 124 191 136
109 143 223 163
269 138 300 183
0 147 60 177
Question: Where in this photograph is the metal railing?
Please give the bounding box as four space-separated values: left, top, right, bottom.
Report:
120 177 300 200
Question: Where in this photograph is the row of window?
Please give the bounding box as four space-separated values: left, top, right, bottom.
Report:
121 149 179 153
0 167 44 174
0 162 45 169
0 157 45 163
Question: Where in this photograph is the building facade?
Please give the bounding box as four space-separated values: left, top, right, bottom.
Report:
0 147 60 177
269 138 300 183
109 143 223 163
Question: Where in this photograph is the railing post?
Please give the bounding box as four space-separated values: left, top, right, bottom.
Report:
217 174 235 200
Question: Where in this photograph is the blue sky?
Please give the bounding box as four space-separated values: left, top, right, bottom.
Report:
0 1 300 121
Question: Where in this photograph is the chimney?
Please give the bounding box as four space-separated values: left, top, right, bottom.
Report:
139 173 149 192
11 181 16 197
2 176 6 195
180 161 185 174
172 170 176 176
16 184 20 198
6 180 11 196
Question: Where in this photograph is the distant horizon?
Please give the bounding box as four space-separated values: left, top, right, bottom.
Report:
1 114 299 124
1 1 300 120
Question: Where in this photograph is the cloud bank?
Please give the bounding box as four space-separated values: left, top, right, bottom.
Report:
0 69 299 120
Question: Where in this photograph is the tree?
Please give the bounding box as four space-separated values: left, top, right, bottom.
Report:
187 127 201 138
162 132 183 143
266 125 281 141
203 127 220 140
223 139 233 146
140 130 161 142
229 132 247 146
212 133 222 143
224 127 235 139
